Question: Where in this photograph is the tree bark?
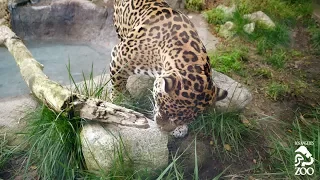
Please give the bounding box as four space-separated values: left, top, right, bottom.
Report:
0 24 149 129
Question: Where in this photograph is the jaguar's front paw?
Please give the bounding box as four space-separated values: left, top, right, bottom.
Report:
170 124 188 138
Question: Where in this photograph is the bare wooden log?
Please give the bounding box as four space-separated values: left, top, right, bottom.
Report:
0 24 149 128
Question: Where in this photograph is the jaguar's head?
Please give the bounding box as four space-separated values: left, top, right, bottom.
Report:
153 72 228 136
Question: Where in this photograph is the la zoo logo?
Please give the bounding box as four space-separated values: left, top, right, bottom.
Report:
294 142 315 176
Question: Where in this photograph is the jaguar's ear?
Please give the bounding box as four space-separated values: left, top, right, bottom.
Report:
161 75 176 94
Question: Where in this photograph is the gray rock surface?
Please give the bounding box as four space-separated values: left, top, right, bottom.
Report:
11 0 118 46
187 13 219 51
218 21 235 38
244 11 275 28
177 136 211 172
216 4 236 18
80 120 169 172
126 70 252 112
212 70 252 112
243 22 255 34
126 75 155 98
165 0 186 10
0 95 38 145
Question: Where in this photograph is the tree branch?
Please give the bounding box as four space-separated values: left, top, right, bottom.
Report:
0 24 149 129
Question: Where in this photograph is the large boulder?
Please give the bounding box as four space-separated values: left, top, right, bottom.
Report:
80 120 169 172
0 95 38 145
212 70 252 111
243 11 275 28
126 75 154 98
126 70 252 112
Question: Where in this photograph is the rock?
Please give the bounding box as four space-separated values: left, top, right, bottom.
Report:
218 21 235 38
188 12 219 51
244 11 275 28
126 75 155 98
11 0 118 46
0 94 38 145
80 120 169 172
176 136 211 172
243 22 255 34
124 70 252 112
212 70 252 112
165 0 186 10
216 4 236 18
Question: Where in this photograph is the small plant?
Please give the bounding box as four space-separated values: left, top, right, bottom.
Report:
257 107 320 179
186 0 204 11
0 134 13 170
67 62 111 101
209 48 246 75
250 24 290 52
254 67 273 79
189 111 257 159
266 47 287 68
24 106 85 179
203 8 228 25
266 82 289 100
310 27 320 54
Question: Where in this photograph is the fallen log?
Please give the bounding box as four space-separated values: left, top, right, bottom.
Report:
0 24 149 129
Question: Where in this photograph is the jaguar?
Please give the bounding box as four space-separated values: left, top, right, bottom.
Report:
110 0 228 137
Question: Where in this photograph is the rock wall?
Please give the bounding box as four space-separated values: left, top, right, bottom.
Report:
10 0 118 46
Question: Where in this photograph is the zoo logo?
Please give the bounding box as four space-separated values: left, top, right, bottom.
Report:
294 145 315 176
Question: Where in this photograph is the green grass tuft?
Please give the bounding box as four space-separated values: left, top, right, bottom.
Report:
266 82 289 100
0 135 13 170
258 107 320 179
189 111 257 159
186 0 204 11
209 47 247 75
203 8 228 25
266 47 287 68
24 106 85 179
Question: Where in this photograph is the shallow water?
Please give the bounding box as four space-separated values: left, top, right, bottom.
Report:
0 41 112 98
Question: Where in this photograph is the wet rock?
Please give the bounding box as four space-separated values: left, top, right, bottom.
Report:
212 70 252 112
243 22 255 34
216 4 236 18
80 120 169 172
126 75 155 98
218 21 235 38
244 11 275 28
11 0 118 46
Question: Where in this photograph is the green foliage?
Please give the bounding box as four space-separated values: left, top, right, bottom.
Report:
236 0 312 25
0 135 13 170
250 24 290 53
24 106 85 179
209 48 246 75
186 0 204 11
203 8 228 25
266 47 287 68
254 67 273 79
67 62 111 101
309 26 320 54
261 107 320 179
190 111 257 158
266 82 289 100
